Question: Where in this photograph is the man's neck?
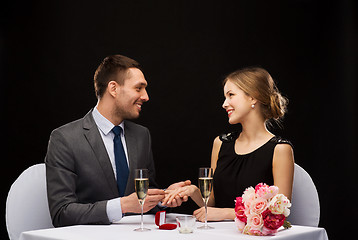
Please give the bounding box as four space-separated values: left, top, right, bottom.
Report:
96 99 123 126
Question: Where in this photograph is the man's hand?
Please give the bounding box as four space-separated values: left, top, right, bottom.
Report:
145 189 165 212
121 189 165 214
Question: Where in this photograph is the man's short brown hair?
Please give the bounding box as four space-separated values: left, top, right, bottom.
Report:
94 54 141 99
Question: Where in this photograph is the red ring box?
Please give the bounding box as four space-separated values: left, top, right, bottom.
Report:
155 211 177 230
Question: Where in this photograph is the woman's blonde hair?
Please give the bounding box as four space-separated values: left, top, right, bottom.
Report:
223 67 288 124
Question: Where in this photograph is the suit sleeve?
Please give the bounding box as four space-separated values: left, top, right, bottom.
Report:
145 128 159 189
45 129 110 227
144 128 165 213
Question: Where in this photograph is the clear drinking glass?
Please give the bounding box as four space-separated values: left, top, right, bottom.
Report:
134 169 150 232
176 216 196 233
197 167 214 229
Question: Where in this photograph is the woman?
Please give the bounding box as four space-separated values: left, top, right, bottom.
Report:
163 67 295 222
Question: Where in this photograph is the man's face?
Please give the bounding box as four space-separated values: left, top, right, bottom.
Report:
114 68 149 120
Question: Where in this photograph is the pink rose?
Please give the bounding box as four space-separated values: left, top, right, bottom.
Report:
262 209 285 230
250 197 268 214
235 197 247 223
247 213 263 230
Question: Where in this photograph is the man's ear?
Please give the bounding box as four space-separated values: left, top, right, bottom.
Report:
107 80 118 98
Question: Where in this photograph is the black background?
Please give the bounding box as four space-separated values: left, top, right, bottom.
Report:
1 1 357 239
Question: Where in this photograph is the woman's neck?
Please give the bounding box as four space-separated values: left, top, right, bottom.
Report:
239 117 273 143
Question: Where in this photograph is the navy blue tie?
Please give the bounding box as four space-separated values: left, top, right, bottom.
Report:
112 126 129 197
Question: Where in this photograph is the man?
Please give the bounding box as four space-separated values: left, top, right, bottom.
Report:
45 54 188 227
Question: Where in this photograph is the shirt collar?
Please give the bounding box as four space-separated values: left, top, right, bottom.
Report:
92 106 125 136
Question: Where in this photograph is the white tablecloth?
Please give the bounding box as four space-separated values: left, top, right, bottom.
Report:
19 214 328 240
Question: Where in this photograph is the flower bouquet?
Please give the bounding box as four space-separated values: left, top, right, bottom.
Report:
235 183 292 236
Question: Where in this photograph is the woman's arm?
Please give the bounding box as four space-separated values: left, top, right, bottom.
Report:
193 136 223 207
163 137 222 207
272 144 295 200
193 136 236 223
207 136 222 207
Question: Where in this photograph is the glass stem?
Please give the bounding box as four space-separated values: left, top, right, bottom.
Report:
140 203 144 229
204 201 208 226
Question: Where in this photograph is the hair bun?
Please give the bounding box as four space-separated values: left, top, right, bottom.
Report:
269 91 288 119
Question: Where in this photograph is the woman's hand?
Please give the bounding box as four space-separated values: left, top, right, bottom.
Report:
193 207 235 222
161 180 191 207
162 185 197 206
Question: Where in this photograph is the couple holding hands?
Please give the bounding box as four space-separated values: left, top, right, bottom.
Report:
45 54 294 227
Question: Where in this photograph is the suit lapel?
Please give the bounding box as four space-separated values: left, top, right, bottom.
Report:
83 110 118 196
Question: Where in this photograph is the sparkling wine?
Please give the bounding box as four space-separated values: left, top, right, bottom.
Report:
135 178 149 203
198 177 213 201
134 169 150 232
198 168 214 229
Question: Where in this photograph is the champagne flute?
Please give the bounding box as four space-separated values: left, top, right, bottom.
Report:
198 167 214 229
134 169 150 232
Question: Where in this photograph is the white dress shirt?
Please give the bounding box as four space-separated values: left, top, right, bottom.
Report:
92 106 128 223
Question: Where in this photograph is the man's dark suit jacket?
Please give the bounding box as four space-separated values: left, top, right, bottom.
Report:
45 110 158 227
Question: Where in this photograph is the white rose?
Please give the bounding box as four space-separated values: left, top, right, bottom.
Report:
268 194 291 217
242 187 255 203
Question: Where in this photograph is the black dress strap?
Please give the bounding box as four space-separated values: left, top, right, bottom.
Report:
219 131 239 143
270 136 294 149
219 132 293 149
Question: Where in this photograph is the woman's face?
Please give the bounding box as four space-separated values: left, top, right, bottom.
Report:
222 80 254 124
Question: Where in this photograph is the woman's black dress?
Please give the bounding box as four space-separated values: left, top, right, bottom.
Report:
213 132 292 208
